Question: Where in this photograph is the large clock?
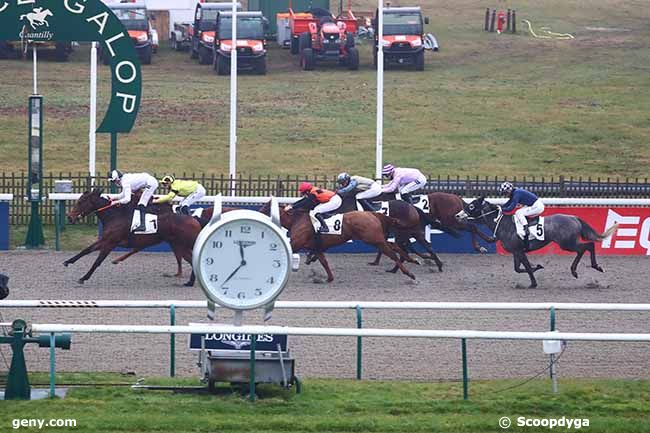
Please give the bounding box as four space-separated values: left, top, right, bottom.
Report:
192 201 295 312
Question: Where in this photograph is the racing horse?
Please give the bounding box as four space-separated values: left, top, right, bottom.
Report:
457 197 618 288
336 194 444 272
259 202 415 282
64 189 201 286
376 191 497 253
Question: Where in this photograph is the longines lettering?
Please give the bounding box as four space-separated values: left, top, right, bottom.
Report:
204 333 274 342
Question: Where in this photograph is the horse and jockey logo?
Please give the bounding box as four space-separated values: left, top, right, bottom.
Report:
19 7 54 40
21 7 53 29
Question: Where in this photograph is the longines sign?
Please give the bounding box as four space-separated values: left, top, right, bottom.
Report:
0 0 142 133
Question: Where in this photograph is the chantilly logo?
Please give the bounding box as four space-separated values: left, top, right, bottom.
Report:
19 7 54 40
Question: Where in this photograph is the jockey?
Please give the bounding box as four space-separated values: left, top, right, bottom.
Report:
291 181 342 233
108 170 158 232
336 172 382 211
380 164 427 204
153 175 206 215
500 181 545 245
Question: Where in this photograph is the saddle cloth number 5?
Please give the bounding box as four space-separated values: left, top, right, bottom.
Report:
528 217 545 241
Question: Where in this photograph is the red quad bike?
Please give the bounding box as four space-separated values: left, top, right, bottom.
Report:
213 11 268 75
293 8 359 71
373 6 430 71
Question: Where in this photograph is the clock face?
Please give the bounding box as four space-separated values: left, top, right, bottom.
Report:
196 216 290 310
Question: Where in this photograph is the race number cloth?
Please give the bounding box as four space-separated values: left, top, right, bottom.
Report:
130 211 159 234
526 216 545 241
310 214 344 235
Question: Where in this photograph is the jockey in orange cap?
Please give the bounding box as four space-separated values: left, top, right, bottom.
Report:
290 181 342 233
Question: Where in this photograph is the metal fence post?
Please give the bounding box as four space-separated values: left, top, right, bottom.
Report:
356 305 363 380
461 338 468 400
549 307 558 392
249 335 257 401
49 333 56 398
170 304 176 378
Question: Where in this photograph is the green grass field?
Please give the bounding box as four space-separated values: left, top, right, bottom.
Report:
2 374 650 432
1 0 649 179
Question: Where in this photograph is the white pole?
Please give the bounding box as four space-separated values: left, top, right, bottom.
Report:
89 42 98 183
375 1 384 180
32 45 37 94
229 1 238 195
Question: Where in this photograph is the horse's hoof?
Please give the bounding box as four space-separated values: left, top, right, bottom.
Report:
385 268 398 274
407 273 416 280
111 260 119 265
368 262 379 266
529 283 537 289
437 266 443 272
594 265 604 273
163 273 175 278
183 281 194 287
571 271 578 279
479 247 488 254
77 279 85 284
63 261 70 267
326 278 334 283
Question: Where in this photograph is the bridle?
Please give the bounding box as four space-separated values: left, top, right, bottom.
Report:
467 204 503 238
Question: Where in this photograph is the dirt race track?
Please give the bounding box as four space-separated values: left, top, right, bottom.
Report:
1 250 649 382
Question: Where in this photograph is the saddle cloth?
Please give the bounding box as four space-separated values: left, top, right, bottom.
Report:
310 213 343 235
172 205 204 218
130 211 159 235
526 216 545 241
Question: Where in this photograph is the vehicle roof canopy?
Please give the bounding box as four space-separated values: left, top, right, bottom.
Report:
109 2 148 11
382 6 422 15
217 11 264 19
199 2 242 11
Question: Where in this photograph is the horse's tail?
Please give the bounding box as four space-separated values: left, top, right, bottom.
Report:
579 219 618 241
373 213 404 232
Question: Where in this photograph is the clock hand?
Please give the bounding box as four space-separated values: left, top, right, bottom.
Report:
238 241 244 261
221 262 244 287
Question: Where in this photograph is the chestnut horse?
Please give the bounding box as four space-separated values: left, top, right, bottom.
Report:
259 202 415 282
64 189 201 285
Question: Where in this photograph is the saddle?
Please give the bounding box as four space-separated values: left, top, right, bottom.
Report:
361 201 382 212
525 215 541 226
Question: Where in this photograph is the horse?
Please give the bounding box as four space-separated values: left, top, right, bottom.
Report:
259 202 415 282
457 197 618 288
377 191 497 253
336 194 444 272
64 189 201 286
0 273 8 300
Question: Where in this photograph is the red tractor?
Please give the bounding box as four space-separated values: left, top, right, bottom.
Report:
291 8 359 71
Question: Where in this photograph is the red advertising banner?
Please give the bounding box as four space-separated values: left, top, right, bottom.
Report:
496 207 650 255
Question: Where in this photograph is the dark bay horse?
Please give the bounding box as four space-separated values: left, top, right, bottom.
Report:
336 195 444 272
377 192 497 253
457 197 618 288
64 189 201 285
259 202 415 282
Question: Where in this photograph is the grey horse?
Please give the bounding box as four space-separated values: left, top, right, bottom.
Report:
0 273 8 300
457 197 618 288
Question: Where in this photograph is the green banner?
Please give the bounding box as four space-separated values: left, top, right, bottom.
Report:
0 0 142 133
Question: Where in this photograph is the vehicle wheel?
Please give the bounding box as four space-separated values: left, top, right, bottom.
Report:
298 31 311 52
414 50 424 71
198 45 212 65
216 54 229 75
55 42 69 62
347 47 359 70
346 31 355 49
141 45 152 65
301 47 315 71
255 57 267 75
290 36 299 55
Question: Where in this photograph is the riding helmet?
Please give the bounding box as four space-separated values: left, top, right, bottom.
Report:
382 164 395 177
298 182 313 194
161 175 175 185
337 172 350 186
499 181 514 194
108 169 123 182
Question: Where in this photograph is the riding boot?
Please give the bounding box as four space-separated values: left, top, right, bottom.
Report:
358 199 371 211
523 225 530 251
401 193 413 204
180 205 190 215
133 204 146 232
315 213 329 233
